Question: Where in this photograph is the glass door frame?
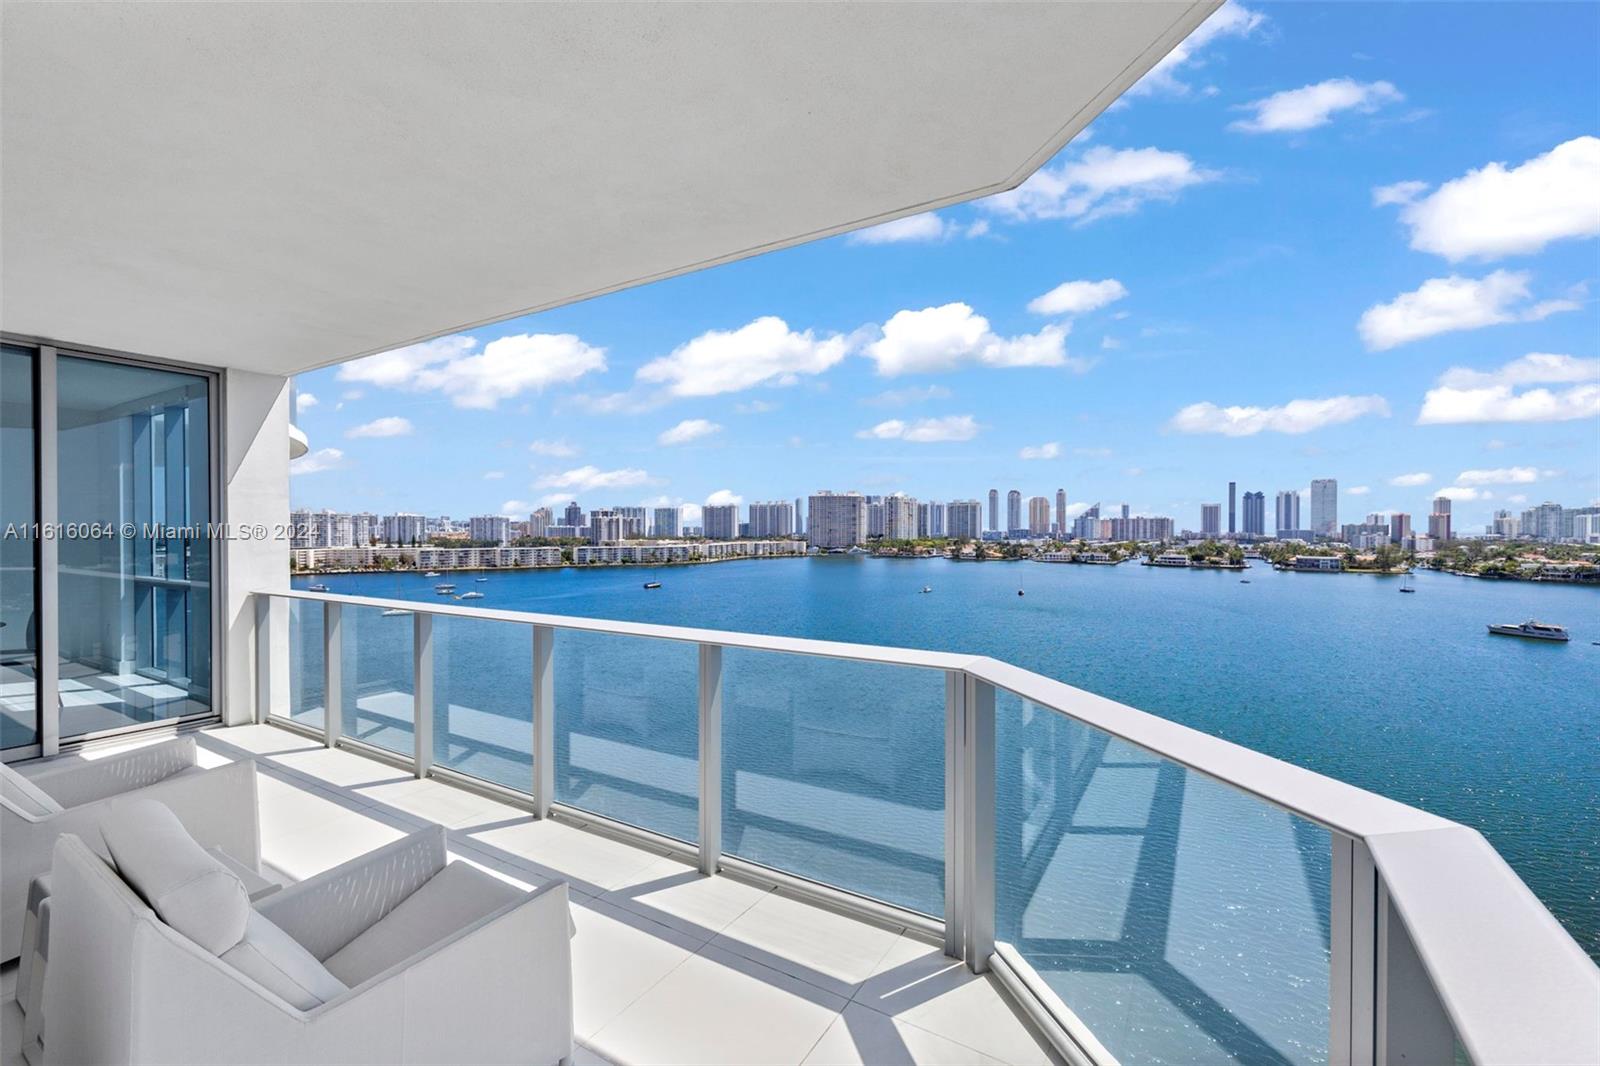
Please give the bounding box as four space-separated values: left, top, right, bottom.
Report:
1 332 223 761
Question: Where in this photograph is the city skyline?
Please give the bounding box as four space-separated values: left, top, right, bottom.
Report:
287 3 1599 536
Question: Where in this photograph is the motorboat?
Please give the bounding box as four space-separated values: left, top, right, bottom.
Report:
458 591 484 600
643 581 662 589
1487 620 1569 642
308 583 330 592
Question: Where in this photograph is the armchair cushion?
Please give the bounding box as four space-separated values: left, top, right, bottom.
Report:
222 911 349 1010
101 798 249 955
0 763 61 819
324 860 526 986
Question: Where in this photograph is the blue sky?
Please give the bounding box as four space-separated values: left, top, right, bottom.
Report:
290 1 1600 533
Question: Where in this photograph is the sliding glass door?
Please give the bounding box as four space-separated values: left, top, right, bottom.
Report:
0 342 217 758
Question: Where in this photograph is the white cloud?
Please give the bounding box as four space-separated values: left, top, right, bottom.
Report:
482 471 505 480
705 489 743 507
1027 279 1128 316
528 439 578 457
863 303 1080 376
337 332 606 409
1418 353 1600 425
1507 494 1528 504
735 400 778 414
499 500 537 516
856 415 980 443
1358 270 1579 350
637 317 851 397
1074 446 1114 459
1434 486 1491 502
863 385 953 407
1230 78 1402 134
981 146 1219 224
847 212 978 245
1128 2 1266 97
534 466 657 493
658 418 723 446
1018 442 1061 460
345 416 413 439
295 392 318 413
1348 485 1371 496
1169 395 1390 436
1455 467 1542 486
1389 472 1432 487
1378 136 1600 261
290 447 345 476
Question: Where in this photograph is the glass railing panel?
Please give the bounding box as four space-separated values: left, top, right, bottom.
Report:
995 689 1332 1066
432 614 532 793
554 629 698 842
340 604 414 757
284 598 325 730
722 649 945 915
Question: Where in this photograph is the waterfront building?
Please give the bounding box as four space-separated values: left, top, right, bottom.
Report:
1006 490 1023 536
946 499 981 540
383 511 428 545
987 489 999 532
1150 552 1190 567
573 539 805 565
587 509 623 544
1390 512 1411 544
652 506 681 538
917 500 947 538
702 503 739 541
1071 503 1101 541
544 524 582 539
1563 505 1600 541
561 501 584 527
1520 501 1563 542
794 497 804 535
1275 490 1301 536
468 514 512 545
749 500 795 538
1054 489 1067 537
1228 481 1237 536
1428 496 1453 543
1291 555 1344 572
1342 522 1391 550
615 506 648 539
1310 479 1338 536
883 494 918 540
807 491 868 549
1573 513 1600 544
1242 491 1265 537
1201 503 1221 537
1027 496 1051 536
865 495 886 538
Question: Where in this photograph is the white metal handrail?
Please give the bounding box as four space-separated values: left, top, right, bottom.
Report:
252 587 1600 1066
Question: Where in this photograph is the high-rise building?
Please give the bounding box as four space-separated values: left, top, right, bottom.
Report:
987 489 999 533
865 495 886 538
807 491 867 549
1027 496 1050 536
1524 501 1563 542
528 508 552 538
615 506 648 538
1275 490 1301 536
1071 503 1101 540
1006 490 1022 535
652 506 681 538
917 501 947 538
562 501 584 527
748 500 795 537
882 494 918 540
468 514 511 545
702 504 739 540
1390 512 1411 544
1310 479 1338 536
1573 513 1600 544
1228 481 1237 535
794 497 804 535
1428 496 1452 542
587 509 622 544
382 512 427 545
1201 503 1221 537
1242 491 1265 537
1054 489 1067 536
948 500 982 539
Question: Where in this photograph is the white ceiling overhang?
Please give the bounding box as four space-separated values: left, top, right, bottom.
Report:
1 2 1219 376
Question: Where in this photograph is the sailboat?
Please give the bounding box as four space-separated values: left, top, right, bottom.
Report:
1400 572 1416 593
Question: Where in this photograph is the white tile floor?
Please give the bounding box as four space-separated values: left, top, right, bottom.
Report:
0 723 1058 1066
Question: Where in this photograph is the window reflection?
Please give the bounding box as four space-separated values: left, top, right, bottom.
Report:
0 345 39 749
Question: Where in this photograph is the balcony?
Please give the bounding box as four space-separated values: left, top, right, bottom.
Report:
230 588 1594 1066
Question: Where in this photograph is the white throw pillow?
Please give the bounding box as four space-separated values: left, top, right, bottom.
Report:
101 797 249 955
222 912 349 1010
0 762 62 819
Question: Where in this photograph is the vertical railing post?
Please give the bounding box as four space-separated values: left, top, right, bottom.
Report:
943 669 966 959
960 675 996 973
1332 833 1379 1066
697 643 723 876
413 612 433 779
254 595 274 724
531 625 554 817
323 602 342 748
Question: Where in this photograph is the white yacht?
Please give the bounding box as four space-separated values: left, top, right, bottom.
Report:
1487 620 1570 642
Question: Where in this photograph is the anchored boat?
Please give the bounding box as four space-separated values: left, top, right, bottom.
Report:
1487 620 1569 642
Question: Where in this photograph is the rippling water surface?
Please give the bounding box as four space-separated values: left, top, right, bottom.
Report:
291 558 1598 1065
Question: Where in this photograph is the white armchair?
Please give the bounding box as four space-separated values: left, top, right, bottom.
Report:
44 801 575 1066
0 735 259 961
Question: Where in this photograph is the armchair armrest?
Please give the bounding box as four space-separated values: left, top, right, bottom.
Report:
256 827 448 961
24 736 197 808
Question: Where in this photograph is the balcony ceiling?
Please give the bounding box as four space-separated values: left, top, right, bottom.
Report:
1 2 1218 376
